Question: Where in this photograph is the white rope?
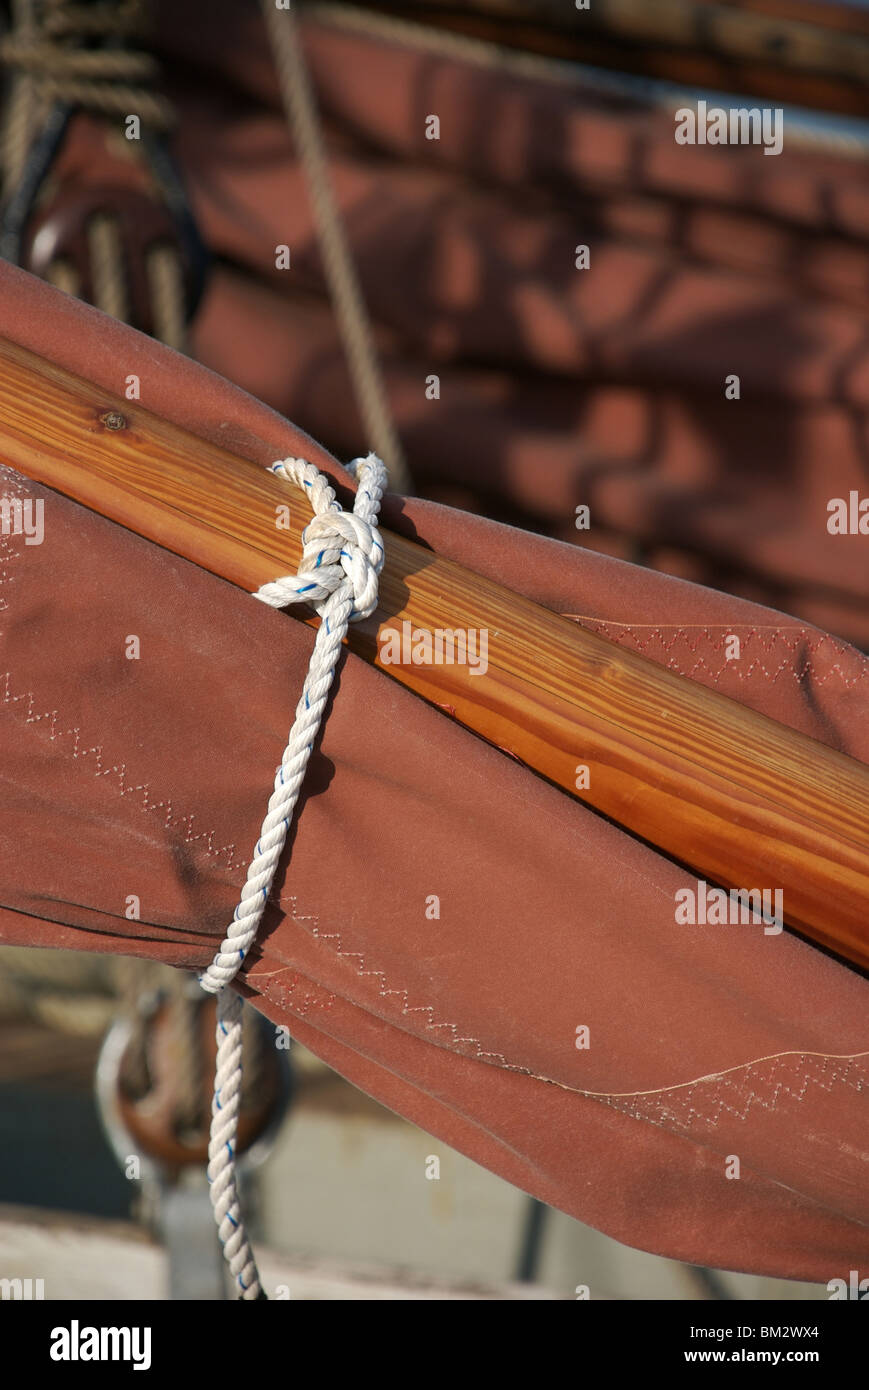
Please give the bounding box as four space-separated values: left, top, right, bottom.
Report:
199 450 387 1299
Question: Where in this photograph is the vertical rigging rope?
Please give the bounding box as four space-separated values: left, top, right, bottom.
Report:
261 1 411 495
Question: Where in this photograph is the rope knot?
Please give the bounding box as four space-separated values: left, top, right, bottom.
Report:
255 453 386 621
300 508 383 621
199 450 387 1302
199 450 388 1001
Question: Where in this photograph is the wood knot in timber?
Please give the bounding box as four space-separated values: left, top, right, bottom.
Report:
99 410 127 431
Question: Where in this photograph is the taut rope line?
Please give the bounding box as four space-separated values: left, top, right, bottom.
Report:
199 451 387 1299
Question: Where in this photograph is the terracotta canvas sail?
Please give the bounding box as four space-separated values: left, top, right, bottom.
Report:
137 0 869 648
0 262 866 1283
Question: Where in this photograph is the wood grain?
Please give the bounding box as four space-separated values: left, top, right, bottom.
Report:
389 0 869 78
363 0 869 115
0 334 867 970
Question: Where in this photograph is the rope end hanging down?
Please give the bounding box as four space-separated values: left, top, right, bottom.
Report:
199 451 387 1300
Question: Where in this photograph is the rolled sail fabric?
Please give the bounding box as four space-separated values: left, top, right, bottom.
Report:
0 263 866 1283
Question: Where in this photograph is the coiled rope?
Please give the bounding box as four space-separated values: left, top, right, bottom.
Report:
199 450 387 1299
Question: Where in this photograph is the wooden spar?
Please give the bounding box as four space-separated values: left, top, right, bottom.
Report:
0 334 868 971
370 0 869 117
383 0 869 77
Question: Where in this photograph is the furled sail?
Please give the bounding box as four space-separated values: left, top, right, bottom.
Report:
0 262 866 1284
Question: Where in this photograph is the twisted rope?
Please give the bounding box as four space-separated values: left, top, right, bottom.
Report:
1 0 188 352
200 451 387 1299
1 0 172 194
261 0 411 495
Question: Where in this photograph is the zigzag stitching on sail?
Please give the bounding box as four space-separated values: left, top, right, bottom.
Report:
1 479 242 872
0 483 241 872
272 910 869 1095
0 473 27 616
567 620 868 687
248 936 869 1144
599 1053 867 1130
251 965 336 1018
252 947 869 1126
0 545 16 614
278 893 510 1064
570 621 857 650
0 665 241 871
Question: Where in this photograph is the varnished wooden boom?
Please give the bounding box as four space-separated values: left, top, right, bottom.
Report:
0 335 867 970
